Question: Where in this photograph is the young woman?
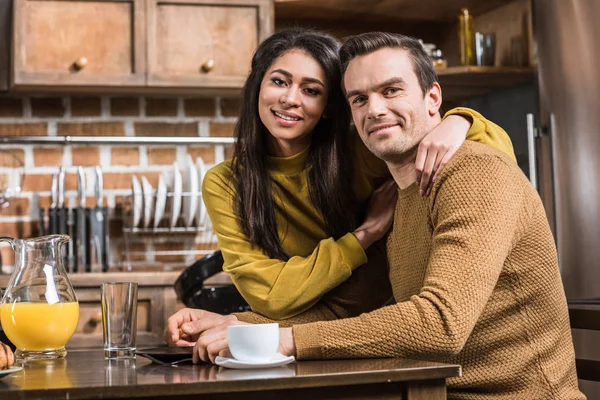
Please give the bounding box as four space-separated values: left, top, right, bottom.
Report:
167 29 515 343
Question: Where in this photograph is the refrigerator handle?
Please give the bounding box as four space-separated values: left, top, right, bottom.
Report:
526 113 538 191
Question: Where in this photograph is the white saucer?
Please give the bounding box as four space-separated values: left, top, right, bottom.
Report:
0 366 23 379
214 353 295 369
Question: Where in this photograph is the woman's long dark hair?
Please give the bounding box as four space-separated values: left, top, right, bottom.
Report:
231 28 356 260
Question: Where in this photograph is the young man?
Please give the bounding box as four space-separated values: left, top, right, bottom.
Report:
167 33 583 399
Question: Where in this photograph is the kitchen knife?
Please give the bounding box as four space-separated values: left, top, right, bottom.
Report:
76 166 90 273
57 167 70 271
49 173 59 234
92 166 109 272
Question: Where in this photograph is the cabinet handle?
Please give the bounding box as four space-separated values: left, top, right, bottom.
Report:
526 113 538 191
90 310 103 326
73 57 88 71
201 59 215 73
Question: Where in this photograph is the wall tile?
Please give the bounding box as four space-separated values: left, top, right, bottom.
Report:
208 122 235 137
134 122 197 137
111 147 140 166
147 147 177 165
0 221 40 239
71 97 102 117
72 146 101 166
224 144 235 160
111 97 139 117
0 149 25 167
102 171 161 190
184 98 215 117
22 173 77 192
33 147 64 167
146 98 178 117
0 98 23 117
220 98 241 117
0 244 15 268
58 122 125 136
0 123 47 136
31 97 65 117
0 197 30 216
187 146 216 164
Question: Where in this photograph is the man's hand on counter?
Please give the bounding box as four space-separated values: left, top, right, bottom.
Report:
164 307 239 347
279 328 297 358
165 307 297 364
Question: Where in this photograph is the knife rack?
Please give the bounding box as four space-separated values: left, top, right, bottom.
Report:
121 191 218 271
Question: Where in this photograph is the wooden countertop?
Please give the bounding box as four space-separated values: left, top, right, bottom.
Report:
0 271 181 288
0 350 461 399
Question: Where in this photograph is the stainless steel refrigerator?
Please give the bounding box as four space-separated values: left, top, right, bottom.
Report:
532 0 600 394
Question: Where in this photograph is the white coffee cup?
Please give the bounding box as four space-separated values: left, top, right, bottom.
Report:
227 323 279 362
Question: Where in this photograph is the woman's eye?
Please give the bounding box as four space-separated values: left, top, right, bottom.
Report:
272 78 286 86
304 88 321 96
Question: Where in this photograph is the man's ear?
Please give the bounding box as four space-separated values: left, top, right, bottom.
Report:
426 82 442 116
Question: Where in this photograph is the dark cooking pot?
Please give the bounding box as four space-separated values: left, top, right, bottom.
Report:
174 251 251 315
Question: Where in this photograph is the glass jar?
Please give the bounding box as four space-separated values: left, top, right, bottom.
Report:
0 235 79 361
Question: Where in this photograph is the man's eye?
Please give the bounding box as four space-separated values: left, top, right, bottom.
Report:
384 87 400 95
352 96 366 104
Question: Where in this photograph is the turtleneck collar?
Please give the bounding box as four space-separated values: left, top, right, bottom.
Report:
267 144 310 175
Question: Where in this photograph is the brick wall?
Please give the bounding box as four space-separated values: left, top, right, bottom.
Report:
0 95 241 274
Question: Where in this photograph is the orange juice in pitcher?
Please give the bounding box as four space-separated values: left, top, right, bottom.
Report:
0 235 80 360
1 302 79 351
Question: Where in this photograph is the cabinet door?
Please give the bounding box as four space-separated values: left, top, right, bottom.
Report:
12 0 146 89
147 0 273 90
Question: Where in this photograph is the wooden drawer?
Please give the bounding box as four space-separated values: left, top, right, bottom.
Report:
147 0 273 90
75 293 151 336
67 285 178 350
12 0 146 89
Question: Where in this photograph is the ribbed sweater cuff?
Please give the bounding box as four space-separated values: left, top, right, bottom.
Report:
293 323 323 360
443 106 479 123
337 233 368 271
232 311 265 324
444 107 484 140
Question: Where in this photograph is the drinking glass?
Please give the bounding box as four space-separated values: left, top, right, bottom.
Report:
101 282 138 359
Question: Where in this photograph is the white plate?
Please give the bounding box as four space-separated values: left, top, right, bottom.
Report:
195 157 208 226
131 175 143 228
141 176 154 228
216 365 296 381
170 162 183 228
0 365 23 379
181 155 198 227
214 353 295 370
153 174 167 228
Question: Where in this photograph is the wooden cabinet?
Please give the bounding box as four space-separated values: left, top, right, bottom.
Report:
147 0 273 90
12 0 146 89
5 0 273 93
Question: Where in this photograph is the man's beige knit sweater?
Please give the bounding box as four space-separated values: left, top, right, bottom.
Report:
237 141 583 399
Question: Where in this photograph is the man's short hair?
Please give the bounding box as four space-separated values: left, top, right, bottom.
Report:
340 32 438 97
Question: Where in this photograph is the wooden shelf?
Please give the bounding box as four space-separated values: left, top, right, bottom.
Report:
435 66 534 102
275 0 516 22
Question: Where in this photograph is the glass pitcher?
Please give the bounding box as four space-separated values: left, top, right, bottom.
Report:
0 235 80 360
